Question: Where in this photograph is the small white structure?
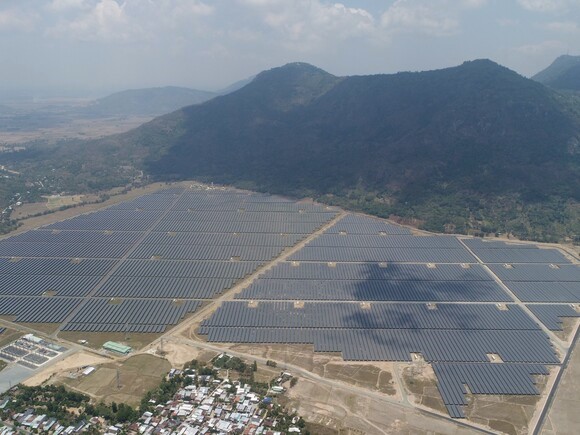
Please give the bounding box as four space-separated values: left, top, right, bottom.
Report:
82 366 96 376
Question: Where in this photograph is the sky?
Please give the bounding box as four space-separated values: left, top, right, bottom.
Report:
1 0 579 96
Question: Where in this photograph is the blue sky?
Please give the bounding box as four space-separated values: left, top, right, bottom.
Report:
1 0 579 95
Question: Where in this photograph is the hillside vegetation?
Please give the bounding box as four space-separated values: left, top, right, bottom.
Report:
533 55 580 92
82 86 217 117
6 60 580 242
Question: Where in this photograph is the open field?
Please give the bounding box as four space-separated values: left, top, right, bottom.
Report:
0 116 152 145
58 354 170 407
222 343 397 396
22 350 110 387
59 331 163 352
0 328 22 348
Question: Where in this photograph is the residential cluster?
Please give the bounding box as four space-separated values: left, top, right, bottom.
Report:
127 368 302 435
0 364 304 435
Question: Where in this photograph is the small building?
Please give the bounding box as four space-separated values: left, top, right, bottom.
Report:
102 341 132 355
82 366 96 376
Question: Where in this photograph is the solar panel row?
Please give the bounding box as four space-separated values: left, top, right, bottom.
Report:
0 242 132 259
152 221 326 233
0 258 117 276
488 264 580 282
261 262 494 281
96 276 235 299
128 244 285 261
462 239 571 264
200 327 558 363
44 220 155 231
162 211 336 223
236 279 511 302
308 234 465 249
202 302 541 330
1 275 103 297
433 363 549 418
140 232 304 247
7 230 143 245
108 195 179 210
62 299 201 332
504 282 580 303
290 247 476 263
112 260 261 278
171 202 329 212
326 215 412 235
527 304 580 330
0 297 82 323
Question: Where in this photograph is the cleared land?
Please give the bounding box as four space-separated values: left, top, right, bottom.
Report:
57 354 170 407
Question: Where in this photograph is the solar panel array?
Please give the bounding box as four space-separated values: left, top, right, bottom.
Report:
237 263 511 302
61 299 202 333
488 264 580 302
201 214 579 418
0 188 337 333
200 301 558 364
1 186 578 420
433 363 549 418
326 214 412 235
526 304 580 331
462 238 571 264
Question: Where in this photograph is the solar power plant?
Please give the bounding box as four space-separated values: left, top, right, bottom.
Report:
202 213 580 418
0 187 338 333
237 263 512 301
1 188 579 420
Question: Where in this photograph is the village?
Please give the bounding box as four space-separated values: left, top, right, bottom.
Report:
0 355 305 435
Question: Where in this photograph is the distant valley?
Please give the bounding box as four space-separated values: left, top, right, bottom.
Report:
2 58 580 242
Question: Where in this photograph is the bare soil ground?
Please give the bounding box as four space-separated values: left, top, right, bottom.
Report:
144 341 217 369
402 362 552 435
58 354 170 407
18 323 61 336
59 331 162 351
225 343 397 396
282 376 477 435
11 195 95 220
554 318 579 343
23 351 110 387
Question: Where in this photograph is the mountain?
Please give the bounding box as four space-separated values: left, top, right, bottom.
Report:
17 61 580 241
533 55 580 91
83 86 217 117
217 75 255 95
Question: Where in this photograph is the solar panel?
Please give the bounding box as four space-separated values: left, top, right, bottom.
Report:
527 304 580 330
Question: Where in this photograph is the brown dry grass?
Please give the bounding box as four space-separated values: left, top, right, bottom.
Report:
59 354 171 407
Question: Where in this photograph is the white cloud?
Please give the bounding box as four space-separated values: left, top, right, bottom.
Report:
48 0 87 11
380 0 490 37
0 8 36 32
240 1 376 51
514 39 566 54
46 0 213 42
381 1 454 36
516 0 578 12
48 0 134 41
544 20 580 32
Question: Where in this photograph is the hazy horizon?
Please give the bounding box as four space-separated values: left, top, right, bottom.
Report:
1 0 579 98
